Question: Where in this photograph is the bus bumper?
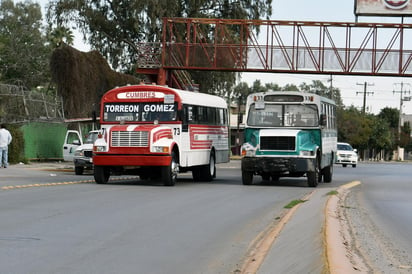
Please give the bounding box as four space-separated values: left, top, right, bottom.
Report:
241 157 316 174
93 154 172 167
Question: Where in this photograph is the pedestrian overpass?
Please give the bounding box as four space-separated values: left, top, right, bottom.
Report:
136 18 412 88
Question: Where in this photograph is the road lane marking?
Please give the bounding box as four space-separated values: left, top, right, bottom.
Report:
0 177 139 191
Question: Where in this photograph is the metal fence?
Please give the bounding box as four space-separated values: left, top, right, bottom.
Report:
0 83 64 123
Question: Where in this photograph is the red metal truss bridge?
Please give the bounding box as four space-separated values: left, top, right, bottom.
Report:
136 18 412 89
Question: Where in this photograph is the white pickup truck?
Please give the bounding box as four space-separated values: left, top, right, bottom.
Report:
62 130 99 175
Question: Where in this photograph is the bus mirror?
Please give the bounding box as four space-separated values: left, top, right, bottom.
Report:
92 110 97 123
320 114 327 126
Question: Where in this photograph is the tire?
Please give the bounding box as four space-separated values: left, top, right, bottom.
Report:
242 170 253 185
352 164 357 168
94 165 110 184
192 151 215 182
205 151 216 181
140 175 149 181
307 158 319 187
192 167 202 181
262 173 270 181
162 151 178 186
271 175 280 182
323 164 333 183
75 166 84 175
342 164 347 167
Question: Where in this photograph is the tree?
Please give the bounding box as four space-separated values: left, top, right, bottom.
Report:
300 80 343 107
378 107 399 128
48 26 74 48
232 82 250 104
50 44 140 118
378 107 399 147
282 83 299 91
337 106 373 149
368 115 393 160
46 0 273 93
250 79 267 93
400 121 411 148
265 82 281 91
0 0 51 89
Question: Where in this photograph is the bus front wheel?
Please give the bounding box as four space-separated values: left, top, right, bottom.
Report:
94 166 110 184
242 170 253 185
162 151 178 186
307 158 320 187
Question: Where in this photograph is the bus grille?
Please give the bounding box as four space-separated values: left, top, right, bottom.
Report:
111 131 149 147
260 136 295 151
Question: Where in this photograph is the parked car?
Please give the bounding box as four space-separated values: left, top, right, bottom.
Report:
62 130 99 175
73 130 99 175
336 142 358 168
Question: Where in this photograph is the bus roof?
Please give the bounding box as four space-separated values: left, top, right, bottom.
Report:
104 84 227 109
246 90 336 105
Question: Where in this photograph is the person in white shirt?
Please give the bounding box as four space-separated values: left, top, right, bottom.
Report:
0 124 12 168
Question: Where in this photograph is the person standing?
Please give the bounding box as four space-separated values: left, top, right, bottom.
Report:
0 124 12 168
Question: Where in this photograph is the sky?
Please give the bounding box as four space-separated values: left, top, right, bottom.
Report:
37 0 412 115
240 0 412 115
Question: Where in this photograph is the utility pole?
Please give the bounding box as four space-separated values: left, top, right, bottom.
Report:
356 82 374 114
393 82 411 155
328 75 333 100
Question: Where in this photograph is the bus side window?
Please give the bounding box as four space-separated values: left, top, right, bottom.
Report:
208 107 217 125
182 105 191 132
218 108 225 125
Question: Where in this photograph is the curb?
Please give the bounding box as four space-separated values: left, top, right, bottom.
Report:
325 181 362 274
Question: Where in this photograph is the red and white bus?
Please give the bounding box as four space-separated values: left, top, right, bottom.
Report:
93 84 229 186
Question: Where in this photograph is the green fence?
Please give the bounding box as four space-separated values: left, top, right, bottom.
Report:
21 122 68 160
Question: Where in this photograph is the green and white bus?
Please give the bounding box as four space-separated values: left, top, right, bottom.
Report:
241 91 337 187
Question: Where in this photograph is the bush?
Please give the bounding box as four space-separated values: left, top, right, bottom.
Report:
6 124 26 164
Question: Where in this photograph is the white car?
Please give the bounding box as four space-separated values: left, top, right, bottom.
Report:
336 142 358 168
73 130 99 175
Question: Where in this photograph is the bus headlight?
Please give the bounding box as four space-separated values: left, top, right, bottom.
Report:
300 150 314 157
241 143 256 157
94 146 106 152
152 146 169 153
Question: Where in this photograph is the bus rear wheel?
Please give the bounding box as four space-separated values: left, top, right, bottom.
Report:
94 165 110 184
323 163 333 183
192 151 215 182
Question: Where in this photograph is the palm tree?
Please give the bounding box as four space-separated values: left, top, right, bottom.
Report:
49 26 74 47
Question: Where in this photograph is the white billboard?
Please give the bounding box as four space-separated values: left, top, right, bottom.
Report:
355 0 412 16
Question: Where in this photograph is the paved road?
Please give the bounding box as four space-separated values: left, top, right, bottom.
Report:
0 161 318 273
1 160 397 273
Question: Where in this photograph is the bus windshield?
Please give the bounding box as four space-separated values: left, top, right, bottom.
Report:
103 102 178 123
247 103 319 127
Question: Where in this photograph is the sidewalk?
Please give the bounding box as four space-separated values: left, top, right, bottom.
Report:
0 161 74 180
